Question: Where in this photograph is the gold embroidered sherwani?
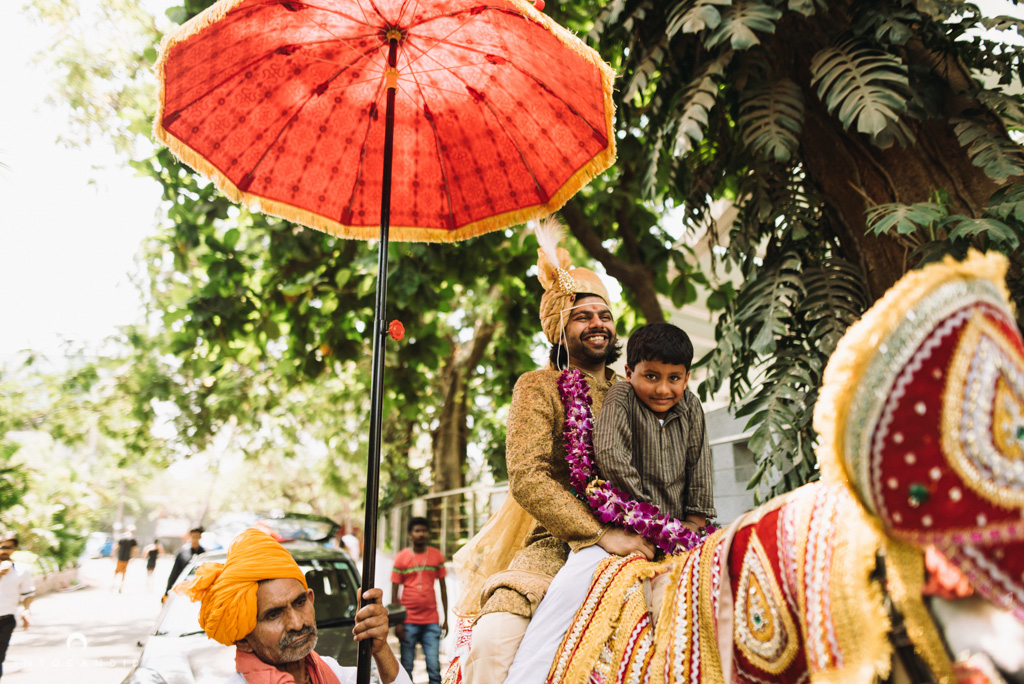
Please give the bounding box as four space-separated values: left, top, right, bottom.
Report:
478 364 620 618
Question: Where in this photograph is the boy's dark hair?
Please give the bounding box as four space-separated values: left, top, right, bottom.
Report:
408 516 430 533
190 526 204 534
548 293 622 367
626 322 694 371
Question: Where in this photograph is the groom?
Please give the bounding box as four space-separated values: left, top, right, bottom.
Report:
462 227 654 682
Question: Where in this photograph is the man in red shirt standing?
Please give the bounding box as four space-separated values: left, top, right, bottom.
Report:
391 517 448 684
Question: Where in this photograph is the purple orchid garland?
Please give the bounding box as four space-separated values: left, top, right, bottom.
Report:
558 368 716 556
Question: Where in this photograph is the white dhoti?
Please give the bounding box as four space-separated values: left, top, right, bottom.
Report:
502 545 610 684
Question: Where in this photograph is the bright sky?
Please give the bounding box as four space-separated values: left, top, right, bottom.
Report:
0 1 1021 366
0 3 168 364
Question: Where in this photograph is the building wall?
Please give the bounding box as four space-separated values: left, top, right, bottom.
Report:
705 406 757 524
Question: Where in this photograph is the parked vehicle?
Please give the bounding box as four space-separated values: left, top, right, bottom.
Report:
120 541 405 684
201 512 341 551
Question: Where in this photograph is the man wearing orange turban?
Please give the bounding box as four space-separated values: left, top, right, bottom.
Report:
179 528 410 684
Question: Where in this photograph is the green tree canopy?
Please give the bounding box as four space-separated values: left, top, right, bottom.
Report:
25 0 1024 509
575 0 1024 499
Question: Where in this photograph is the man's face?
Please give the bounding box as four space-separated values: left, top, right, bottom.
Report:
626 359 690 420
409 524 430 548
563 298 616 367
238 578 318 665
190 532 202 548
0 539 16 562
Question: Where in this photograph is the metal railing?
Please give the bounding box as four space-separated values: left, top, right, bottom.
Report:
378 484 510 559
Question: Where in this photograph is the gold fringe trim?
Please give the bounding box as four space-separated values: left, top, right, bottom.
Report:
649 558 686 682
810 491 892 684
698 531 726 684
153 0 617 244
547 554 659 684
884 538 955 684
604 571 658 682
815 250 1011 488
153 0 249 142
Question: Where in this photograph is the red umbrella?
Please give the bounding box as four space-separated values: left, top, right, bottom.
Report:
155 0 614 240
155 2 615 677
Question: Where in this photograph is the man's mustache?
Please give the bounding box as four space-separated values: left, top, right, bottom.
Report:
279 624 316 649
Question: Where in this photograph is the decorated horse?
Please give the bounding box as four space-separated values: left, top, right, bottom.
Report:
445 250 1024 684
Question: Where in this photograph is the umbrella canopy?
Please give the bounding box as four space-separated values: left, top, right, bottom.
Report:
154 0 615 242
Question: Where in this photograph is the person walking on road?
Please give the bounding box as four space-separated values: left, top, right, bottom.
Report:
0 532 34 678
391 517 448 684
113 526 139 593
164 526 205 600
143 539 163 591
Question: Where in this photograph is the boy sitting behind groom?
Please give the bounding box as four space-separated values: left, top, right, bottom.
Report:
594 321 716 534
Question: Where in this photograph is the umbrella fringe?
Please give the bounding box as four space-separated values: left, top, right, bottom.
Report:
156 0 248 56
155 124 615 244
508 0 618 87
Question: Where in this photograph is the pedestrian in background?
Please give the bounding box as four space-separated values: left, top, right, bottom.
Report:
113 526 138 593
391 517 448 684
164 526 205 600
0 532 34 678
143 539 163 591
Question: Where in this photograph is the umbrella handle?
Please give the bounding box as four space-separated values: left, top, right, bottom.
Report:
356 34 399 684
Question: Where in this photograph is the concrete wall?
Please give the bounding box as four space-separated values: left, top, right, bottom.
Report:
705 406 757 524
34 569 78 597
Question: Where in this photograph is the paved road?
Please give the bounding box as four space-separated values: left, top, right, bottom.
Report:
4 557 170 683
2 553 454 684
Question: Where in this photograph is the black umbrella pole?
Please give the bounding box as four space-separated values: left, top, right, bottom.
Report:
357 35 399 684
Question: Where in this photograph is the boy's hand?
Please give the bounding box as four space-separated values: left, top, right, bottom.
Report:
597 528 655 560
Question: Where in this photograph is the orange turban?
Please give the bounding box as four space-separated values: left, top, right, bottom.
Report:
535 219 611 344
177 528 308 645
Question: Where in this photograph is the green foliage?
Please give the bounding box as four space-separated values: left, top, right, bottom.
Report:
0 443 29 511
29 0 1024 511
810 39 912 148
0 350 164 568
705 2 782 50
952 117 1024 181
740 79 804 163
597 0 1024 499
667 0 731 37
673 57 728 155
866 201 947 237
701 254 869 501
867 186 1024 258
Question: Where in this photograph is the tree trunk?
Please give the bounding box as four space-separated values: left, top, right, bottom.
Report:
430 314 499 494
562 198 666 321
778 9 1005 300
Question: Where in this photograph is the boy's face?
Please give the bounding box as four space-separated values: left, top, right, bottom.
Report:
625 359 690 419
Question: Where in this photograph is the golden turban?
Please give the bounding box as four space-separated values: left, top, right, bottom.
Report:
535 219 611 345
177 528 308 646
